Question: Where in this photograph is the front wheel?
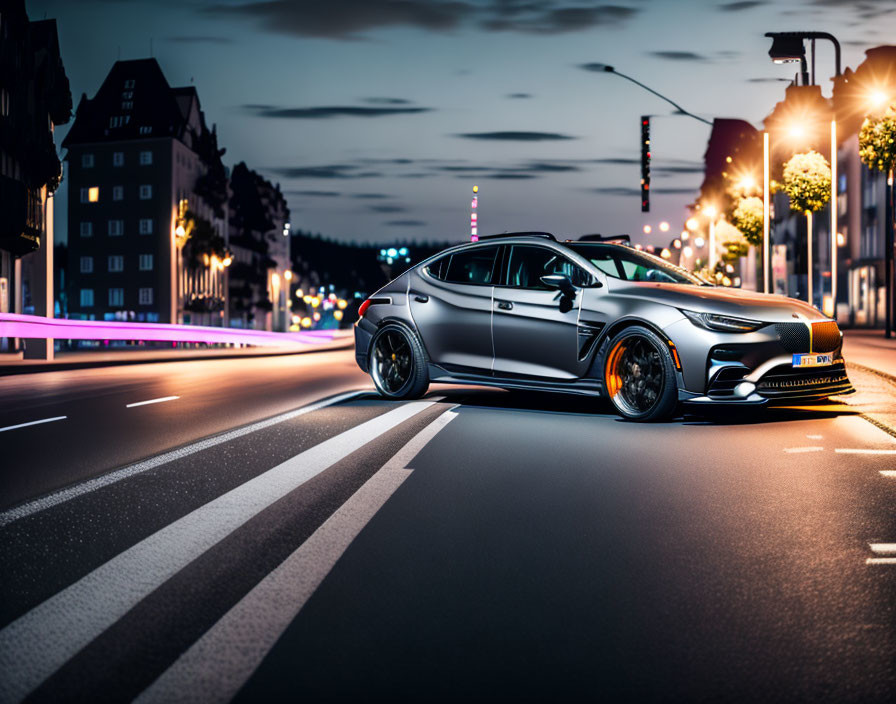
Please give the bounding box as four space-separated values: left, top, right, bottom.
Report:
369 323 430 400
602 326 678 421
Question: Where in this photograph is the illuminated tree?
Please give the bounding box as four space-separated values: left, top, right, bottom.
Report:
859 105 896 174
782 150 831 213
731 196 764 248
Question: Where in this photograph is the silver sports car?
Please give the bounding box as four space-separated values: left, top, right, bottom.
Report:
354 232 853 420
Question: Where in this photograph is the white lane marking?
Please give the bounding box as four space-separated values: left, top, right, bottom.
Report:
0 399 432 703
784 446 824 453
806 434 823 440
126 395 180 408
867 558 896 565
880 471 896 478
869 543 896 555
835 449 896 455
136 407 459 704
0 389 370 528
0 416 67 434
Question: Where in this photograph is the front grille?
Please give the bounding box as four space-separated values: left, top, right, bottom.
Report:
774 323 810 352
811 321 842 352
756 361 853 400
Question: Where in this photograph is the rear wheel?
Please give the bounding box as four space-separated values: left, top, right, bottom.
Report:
369 323 430 400
603 326 678 421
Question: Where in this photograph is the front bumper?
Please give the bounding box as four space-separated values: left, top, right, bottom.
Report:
681 358 854 406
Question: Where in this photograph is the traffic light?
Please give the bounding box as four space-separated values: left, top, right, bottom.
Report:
640 115 650 212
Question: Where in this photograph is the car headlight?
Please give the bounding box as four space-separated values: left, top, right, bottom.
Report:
681 309 764 333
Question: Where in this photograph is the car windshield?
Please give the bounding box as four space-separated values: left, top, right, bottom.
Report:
566 243 709 286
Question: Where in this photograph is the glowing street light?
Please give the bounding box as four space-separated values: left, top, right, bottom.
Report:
643 224 652 234
685 217 699 231
660 248 671 259
659 221 670 232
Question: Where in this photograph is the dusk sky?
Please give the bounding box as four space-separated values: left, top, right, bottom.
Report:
29 0 896 247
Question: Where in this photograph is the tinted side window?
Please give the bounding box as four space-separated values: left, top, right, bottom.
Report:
442 246 499 285
426 255 450 280
505 245 593 289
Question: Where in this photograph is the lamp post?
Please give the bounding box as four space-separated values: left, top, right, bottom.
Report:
763 131 771 293
764 31 841 317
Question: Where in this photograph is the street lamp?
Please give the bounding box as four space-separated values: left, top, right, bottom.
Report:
765 30 841 317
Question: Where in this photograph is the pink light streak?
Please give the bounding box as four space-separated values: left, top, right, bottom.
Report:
0 314 338 348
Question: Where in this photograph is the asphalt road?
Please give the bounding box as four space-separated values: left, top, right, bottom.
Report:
1 351 895 702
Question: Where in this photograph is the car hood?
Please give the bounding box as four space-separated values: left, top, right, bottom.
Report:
606 281 826 323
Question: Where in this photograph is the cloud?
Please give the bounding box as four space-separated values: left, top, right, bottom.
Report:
648 51 708 62
507 93 532 99
368 204 407 213
456 131 576 141
480 173 537 179
243 104 432 119
270 165 382 179
204 1 638 39
746 77 793 83
351 193 391 199
164 35 233 44
286 190 342 197
717 1 764 11
385 219 427 227
363 97 412 105
205 0 470 39
482 4 639 34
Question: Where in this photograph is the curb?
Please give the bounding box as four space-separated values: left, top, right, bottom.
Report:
0 341 353 376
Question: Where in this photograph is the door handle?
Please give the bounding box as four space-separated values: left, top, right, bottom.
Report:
414 294 429 303
496 300 513 310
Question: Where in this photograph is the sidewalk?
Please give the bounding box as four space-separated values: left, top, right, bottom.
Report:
0 331 353 376
842 329 896 380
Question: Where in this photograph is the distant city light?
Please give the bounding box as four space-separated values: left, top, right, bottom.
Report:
681 231 689 240
660 248 671 259
672 239 681 249
659 221 670 232
333 310 344 321
284 270 293 281
312 312 321 321
837 232 846 247
643 225 652 234
398 247 408 256
683 246 693 257
703 204 718 219
685 217 699 231
88 187 99 202
387 248 398 257
695 237 705 247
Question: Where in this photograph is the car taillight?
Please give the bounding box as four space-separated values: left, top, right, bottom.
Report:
358 299 372 318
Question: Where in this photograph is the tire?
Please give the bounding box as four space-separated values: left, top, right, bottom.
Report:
369 323 430 400
602 325 678 421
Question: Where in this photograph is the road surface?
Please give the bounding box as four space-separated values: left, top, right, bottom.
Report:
0 350 894 701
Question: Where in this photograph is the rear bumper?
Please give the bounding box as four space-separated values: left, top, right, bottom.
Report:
354 320 374 373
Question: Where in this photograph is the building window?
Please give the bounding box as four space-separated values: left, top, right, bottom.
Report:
124 79 136 89
81 187 99 203
109 115 131 128
139 184 152 199
113 152 124 167
79 256 93 273
108 219 123 236
80 289 94 307
122 101 133 110
0 88 9 117
139 126 152 135
139 288 153 305
81 153 94 168
108 255 124 272
138 218 153 235
80 222 93 237
139 254 154 271
139 150 152 165
113 185 124 201
109 288 125 307
122 90 134 100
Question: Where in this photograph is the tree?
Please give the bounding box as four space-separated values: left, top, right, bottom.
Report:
781 150 831 213
782 150 831 307
731 196 764 248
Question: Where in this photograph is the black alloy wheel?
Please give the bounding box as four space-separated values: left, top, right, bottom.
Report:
603 326 678 421
370 324 430 400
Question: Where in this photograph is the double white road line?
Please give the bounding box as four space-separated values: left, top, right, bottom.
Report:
0 395 458 703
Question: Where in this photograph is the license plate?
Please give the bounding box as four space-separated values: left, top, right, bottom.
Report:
792 353 833 368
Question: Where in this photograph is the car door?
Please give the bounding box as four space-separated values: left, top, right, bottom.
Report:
408 245 499 373
491 244 592 380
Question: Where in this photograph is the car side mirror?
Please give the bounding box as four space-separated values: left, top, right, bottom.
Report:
540 274 577 297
